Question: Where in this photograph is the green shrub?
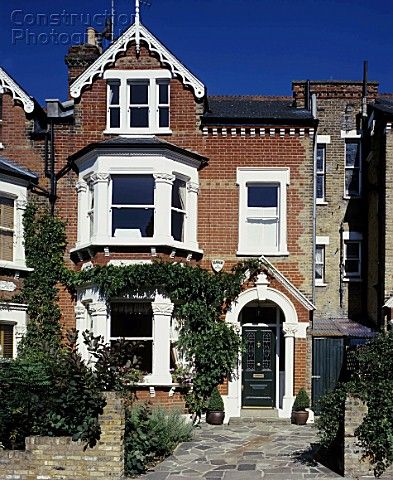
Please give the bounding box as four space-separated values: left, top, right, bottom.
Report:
292 388 310 412
316 383 347 448
124 404 193 475
207 386 224 412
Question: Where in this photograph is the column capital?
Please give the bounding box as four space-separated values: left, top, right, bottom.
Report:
90 173 110 185
75 304 86 321
187 181 200 194
283 322 298 337
153 173 175 185
152 301 174 316
75 179 88 193
16 199 28 210
88 302 108 317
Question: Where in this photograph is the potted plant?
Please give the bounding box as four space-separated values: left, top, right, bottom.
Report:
292 388 310 425
206 386 225 425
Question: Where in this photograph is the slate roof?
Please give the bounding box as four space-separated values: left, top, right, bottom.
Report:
311 318 376 338
0 156 38 183
203 96 315 125
372 98 393 116
68 136 208 166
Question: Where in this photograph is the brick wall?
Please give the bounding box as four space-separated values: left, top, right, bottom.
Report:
0 392 124 480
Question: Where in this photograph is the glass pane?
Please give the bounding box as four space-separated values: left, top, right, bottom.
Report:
171 211 185 241
248 185 278 208
315 264 323 280
130 84 148 104
316 145 325 171
346 242 360 258
172 178 186 210
345 170 360 195
0 324 13 358
110 340 152 374
130 107 149 128
112 208 154 237
110 107 120 128
112 175 154 205
345 259 359 274
159 83 169 104
159 107 169 128
109 83 120 105
0 197 14 229
315 246 324 263
111 303 153 337
316 175 324 199
346 142 360 167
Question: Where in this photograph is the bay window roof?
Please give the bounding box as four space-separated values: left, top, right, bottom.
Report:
0 157 38 184
68 136 208 169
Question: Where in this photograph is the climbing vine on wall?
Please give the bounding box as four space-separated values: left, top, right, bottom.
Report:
19 203 263 414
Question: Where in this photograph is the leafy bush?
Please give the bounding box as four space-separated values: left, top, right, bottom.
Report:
207 386 224 412
292 388 310 412
0 331 105 450
124 403 193 475
316 382 347 448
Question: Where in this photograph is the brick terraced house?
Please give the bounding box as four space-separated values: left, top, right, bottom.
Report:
0 13 390 418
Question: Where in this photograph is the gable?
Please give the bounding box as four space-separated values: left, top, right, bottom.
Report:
70 23 205 100
0 67 34 114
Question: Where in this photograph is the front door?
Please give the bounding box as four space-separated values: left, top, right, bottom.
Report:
242 327 276 407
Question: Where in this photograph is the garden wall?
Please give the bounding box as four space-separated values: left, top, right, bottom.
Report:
344 395 393 478
0 392 124 479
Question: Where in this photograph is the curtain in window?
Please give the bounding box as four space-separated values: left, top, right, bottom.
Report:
0 324 13 358
0 197 14 261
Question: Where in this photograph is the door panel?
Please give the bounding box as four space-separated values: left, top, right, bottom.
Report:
242 327 276 407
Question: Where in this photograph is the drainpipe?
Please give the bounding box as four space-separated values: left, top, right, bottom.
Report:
339 222 344 308
311 93 317 307
49 119 56 215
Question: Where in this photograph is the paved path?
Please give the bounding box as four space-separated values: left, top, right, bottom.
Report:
141 420 344 479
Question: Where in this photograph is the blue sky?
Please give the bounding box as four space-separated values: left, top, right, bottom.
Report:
0 0 392 105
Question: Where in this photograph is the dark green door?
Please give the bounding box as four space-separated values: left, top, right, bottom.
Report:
242 327 276 407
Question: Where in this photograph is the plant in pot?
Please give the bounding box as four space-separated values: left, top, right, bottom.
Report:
206 386 225 425
292 388 310 425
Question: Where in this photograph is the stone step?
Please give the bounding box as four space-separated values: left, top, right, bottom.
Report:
229 409 290 425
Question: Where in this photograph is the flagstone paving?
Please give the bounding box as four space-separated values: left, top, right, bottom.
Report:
140 420 345 479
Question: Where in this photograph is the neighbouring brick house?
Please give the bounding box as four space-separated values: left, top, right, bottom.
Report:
0 14 390 418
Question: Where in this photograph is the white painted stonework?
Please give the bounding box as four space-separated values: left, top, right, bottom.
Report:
0 302 27 358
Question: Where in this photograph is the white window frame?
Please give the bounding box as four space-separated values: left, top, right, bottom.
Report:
343 231 362 281
0 178 29 271
73 153 201 255
316 144 326 203
104 69 172 135
315 236 329 286
316 135 330 205
237 167 289 256
341 130 362 199
0 303 27 358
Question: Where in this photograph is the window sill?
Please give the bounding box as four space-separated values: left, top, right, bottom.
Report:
316 200 328 205
343 277 362 283
315 282 328 287
72 239 203 255
103 128 173 136
343 196 362 200
0 262 32 272
236 250 289 257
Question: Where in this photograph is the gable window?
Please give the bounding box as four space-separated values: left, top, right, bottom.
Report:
344 240 361 279
0 196 14 262
0 323 13 358
345 140 361 197
110 302 153 373
104 70 171 135
316 144 326 202
111 175 154 239
237 168 289 256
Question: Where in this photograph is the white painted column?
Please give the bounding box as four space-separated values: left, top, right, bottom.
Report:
75 303 90 362
88 302 108 341
280 322 298 418
153 173 175 244
75 180 88 245
186 181 199 250
148 293 174 384
90 173 110 243
15 199 27 266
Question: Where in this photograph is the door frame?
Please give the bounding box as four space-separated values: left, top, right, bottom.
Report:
241 305 282 409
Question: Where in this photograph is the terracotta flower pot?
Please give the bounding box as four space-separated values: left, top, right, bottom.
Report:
206 411 225 425
292 410 309 425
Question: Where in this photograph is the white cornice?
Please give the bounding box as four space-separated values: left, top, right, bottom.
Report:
259 255 315 311
0 67 35 114
70 23 205 100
